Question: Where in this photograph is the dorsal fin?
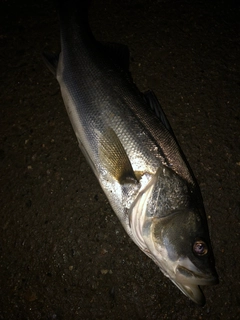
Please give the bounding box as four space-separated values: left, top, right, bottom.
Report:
143 90 174 134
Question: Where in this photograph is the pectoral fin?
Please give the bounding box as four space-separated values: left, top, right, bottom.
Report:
99 128 137 184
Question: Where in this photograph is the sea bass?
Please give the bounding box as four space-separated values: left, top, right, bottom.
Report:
44 0 218 305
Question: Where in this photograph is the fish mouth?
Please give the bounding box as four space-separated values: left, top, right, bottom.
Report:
173 265 218 305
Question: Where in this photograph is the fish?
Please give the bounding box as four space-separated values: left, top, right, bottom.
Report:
43 0 218 305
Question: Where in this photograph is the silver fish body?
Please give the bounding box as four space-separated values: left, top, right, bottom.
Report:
45 0 218 305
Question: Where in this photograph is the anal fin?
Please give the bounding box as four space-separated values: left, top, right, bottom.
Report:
42 51 59 76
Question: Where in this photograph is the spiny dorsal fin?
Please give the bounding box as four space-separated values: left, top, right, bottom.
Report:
99 128 137 184
143 90 173 134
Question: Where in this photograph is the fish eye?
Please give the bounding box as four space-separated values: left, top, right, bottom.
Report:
193 240 208 256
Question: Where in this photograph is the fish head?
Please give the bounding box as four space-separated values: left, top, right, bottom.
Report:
149 209 218 305
130 166 218 305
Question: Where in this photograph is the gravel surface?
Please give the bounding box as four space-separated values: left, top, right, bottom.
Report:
0 0 239 319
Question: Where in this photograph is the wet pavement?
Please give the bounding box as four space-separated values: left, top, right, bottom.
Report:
0 0 240 319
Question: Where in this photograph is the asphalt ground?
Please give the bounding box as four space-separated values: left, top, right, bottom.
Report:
0 0 239 319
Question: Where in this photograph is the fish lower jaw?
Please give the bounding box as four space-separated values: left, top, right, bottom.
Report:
170 261 218 305
141 243 213 305
171 279 205 306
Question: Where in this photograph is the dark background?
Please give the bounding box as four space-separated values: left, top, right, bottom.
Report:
0 0 239 319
